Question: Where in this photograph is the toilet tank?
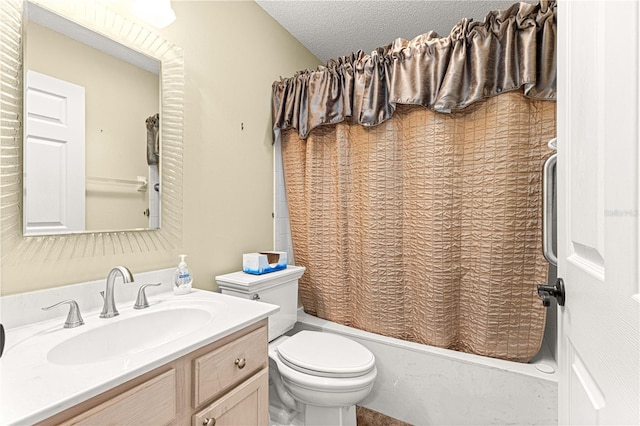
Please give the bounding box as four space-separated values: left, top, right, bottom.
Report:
215 266 305 341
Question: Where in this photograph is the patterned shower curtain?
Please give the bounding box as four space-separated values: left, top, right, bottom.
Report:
282 94 555 361
273 1 556 362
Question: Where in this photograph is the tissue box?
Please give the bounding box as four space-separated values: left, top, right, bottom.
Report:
243 251 288 275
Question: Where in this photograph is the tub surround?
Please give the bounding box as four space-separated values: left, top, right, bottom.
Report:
0 273 278 425
294 310 558 425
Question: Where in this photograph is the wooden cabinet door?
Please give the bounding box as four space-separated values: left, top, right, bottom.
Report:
60 369 176 426
193 325 267 407
192 369 268 426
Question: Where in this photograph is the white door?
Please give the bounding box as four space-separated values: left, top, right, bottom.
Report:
557 0 639 424
24 70 85 235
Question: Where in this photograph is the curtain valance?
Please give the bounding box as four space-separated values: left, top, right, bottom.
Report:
272 0 556 140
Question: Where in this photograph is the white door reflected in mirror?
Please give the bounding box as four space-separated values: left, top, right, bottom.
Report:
24 70 85 236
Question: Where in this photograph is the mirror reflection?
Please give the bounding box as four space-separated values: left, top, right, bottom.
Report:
23 1 161 236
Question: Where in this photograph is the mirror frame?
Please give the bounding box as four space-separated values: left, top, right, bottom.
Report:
0 0 184 264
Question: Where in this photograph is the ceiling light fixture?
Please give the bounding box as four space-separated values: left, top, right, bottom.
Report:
131 0 176 29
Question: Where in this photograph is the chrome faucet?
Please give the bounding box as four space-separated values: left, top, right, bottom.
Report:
100 266 134 318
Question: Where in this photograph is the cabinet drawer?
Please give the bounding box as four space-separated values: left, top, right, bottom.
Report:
192 369 268 426
60 369 176 426
193 325 267 407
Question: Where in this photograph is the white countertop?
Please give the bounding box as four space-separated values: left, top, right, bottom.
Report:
0 289 278 425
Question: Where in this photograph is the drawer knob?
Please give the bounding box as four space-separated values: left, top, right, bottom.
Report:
203 418 216 426
235 357 246 369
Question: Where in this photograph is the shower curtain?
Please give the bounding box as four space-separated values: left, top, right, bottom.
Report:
273 1 556 362
146 113 160 165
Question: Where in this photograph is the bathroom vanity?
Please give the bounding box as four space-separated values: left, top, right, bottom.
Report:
40 320 268 425
0 284 277 425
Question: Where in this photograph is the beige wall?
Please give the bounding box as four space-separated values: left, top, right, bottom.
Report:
26 21 158 231
0 1 320 295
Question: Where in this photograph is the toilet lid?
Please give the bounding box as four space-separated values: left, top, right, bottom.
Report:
276 331 375 378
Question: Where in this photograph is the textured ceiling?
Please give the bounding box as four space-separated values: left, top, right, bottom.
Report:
256 0 529 63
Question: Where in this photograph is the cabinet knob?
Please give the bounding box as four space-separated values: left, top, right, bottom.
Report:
203 417 216 426
235 358 246 369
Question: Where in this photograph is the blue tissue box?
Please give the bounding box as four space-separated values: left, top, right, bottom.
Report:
243 251 288 275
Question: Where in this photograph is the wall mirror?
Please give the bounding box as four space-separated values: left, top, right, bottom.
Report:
24 1 161 235
0 0 184 262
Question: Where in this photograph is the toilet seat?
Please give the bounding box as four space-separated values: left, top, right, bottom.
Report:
276 330 375 378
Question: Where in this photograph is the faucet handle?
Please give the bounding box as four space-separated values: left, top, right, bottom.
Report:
134 283 162 310
42 300 84 328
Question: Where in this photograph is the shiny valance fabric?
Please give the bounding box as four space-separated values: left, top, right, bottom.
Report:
272 0 556 140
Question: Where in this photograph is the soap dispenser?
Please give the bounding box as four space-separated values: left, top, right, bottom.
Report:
173 254 192 295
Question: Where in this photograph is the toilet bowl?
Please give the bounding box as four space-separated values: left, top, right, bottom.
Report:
269 331 377 424
215 266 377 426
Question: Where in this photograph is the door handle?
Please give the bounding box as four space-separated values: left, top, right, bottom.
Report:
537 278 565 307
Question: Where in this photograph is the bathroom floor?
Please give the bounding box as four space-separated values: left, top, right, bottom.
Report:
356 406 412 426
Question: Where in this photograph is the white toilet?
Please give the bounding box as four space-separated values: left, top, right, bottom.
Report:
216 266 377 426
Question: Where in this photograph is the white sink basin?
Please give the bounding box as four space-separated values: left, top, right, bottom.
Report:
47 307 213 365
1 289 279 426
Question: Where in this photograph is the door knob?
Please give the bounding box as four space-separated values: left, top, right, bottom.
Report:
537 278 565 307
